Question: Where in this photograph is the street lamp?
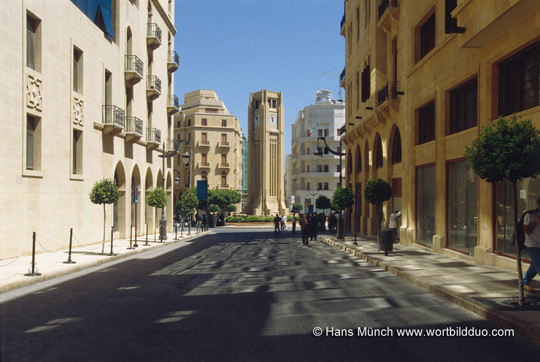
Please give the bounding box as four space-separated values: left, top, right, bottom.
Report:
158 139 191 241
314 136 346 187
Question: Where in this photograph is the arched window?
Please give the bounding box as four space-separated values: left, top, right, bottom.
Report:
392 128 402 164
356 145 362 173
376 136 383 168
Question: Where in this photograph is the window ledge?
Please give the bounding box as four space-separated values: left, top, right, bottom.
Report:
70 174 84 181
23 169 43 178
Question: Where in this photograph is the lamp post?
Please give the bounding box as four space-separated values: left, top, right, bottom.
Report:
158 140 191 241
306 187 318 215
314 136 346 187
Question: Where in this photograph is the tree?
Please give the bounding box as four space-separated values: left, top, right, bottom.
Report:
89 178 119 254
227 204 237 213
208 204 219 213
175 191 198 216
315 195 331 214
209 189 242 214
331 186 355 239
147 187 167 242
364 178 393 251
291 203 303 213
465 114 540 305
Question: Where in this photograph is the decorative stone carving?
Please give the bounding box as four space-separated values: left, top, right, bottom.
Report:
316 89 332 103
26 74 42 112
73 97 84 126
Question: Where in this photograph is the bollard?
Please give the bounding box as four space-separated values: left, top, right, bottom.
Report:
63 228 76 264
25 232 42 276
109 227 116 256
144 223 149 246
127 223 134 250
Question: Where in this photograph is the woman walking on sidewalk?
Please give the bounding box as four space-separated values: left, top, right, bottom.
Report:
299 214 309 245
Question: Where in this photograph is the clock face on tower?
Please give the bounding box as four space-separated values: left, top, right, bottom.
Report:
269 114 277 127
254 115 260 127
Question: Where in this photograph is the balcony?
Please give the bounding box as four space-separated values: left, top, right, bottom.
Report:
125 116 143 142
198 162 210 169
199 140 210 148
167 94 179 114
102 105 125 134
339 67 346 86
124 55 143 84
340 14 345 32
146 75 161 99
218 140 230 148
147 23 162 47
377 81 401 116
377 0 399 33
146 127 161 149
218 163 230 169
219 184 230 190
167 51 179 72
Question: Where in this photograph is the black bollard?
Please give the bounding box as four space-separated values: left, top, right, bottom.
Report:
25 232 41 276
63 228 76 264
144 223 149 246
109 227 117 256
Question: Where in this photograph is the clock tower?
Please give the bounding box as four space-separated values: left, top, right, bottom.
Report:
247 90 287 216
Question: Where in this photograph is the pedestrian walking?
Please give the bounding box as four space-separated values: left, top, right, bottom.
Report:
274 214 282 236
329 212 337 234
281 215 287 231
299 214 309 245
292 214 297 234
309 214 318 241
202 213 207 231
523 197 540 292
389 210 402 243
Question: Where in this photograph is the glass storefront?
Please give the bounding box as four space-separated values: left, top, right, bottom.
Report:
447 161 477 254
495 178 540 258
416 166 435 246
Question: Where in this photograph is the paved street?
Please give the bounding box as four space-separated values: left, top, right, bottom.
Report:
1 229 539 361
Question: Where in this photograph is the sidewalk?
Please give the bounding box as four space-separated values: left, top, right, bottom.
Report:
318 232 540 346
0 227 211 295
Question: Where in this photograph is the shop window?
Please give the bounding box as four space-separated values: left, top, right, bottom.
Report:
499 40 540 116
450 78 477 134
447 160 477 254
418 101 435 145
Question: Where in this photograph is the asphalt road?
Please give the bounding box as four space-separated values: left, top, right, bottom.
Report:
1 229 539 361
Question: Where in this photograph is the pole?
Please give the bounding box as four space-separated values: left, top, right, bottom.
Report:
64 228 76 264
354 185 358 245
25 232 41 276
160 142 167 242
145 223 149 246
134 195 138 247
110 226 116 256
339 141 343 187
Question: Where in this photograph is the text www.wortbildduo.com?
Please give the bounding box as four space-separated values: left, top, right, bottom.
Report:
312 326 515 338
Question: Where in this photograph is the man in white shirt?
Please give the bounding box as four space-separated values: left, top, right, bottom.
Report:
389 210 402 243
523 197 540 293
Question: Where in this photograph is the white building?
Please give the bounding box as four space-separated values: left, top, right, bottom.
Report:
287 90 345 214
0 0 178 258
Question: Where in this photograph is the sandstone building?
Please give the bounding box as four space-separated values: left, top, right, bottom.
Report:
1 0 179 258
341 0 540 271
287 90 345 214
173 90 243 206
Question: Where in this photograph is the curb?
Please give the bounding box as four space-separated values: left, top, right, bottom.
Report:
319 236 540 346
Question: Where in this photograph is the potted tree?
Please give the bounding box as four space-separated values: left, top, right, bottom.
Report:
465 114 540 305
146 187 167 242
331 186 355 239
364 178 393 254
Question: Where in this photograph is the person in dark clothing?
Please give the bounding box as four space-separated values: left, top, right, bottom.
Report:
309 214 318 241
299 214 309 245
274 214 281 236
292 213 297 234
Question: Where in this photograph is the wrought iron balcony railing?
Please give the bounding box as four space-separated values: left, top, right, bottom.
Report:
146 127 161 145
124 55 143 78
167 94 179 109
102 105 125 128
147 23 162 44
147 75 161 94
167 51 179 70
377 81 399 105
126 116 143 136
339 67 346 84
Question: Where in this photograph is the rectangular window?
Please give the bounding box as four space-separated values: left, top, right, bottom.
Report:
188 119 192 127
418 101 435 145
499 40 540 116
26 115 41 170
447 160 477 254
222 119 227 127
306 182 310 191
221 134 227 144
26 14 40 71
73 47 83 93
450 78 477 134
221 154 227 166
420 13 436 59
416 165 436 246
324 182 329 190
324 165 329 172
336 165 340 172
361 65 371 102
307 165 310 172
318 165 323 172
201 153 207 166
201 118 207 126
324 128 329 137
318 183 322 190
318 129 323 137
72 130 83 175
201 132 208 144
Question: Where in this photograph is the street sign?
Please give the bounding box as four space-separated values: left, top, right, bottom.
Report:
133 187 139 204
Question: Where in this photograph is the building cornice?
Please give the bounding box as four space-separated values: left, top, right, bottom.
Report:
151 0 177 35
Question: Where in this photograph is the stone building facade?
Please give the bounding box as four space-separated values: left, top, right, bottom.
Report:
1 0 179 258
173 90 243 205
287 90 345 214
341 0 540 271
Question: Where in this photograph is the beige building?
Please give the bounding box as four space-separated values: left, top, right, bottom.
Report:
1 0 179 259
341 0 540 271
246 90 287 216
287 90 345 214
173 90 243 204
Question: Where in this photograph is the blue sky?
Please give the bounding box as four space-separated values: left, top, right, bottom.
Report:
174 0 345 156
